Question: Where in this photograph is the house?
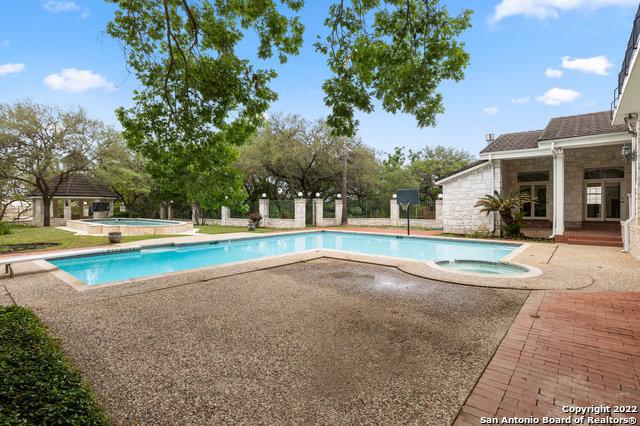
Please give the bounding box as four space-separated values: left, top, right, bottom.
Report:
436 111 633 248
28 174 118 227
611 3 640 260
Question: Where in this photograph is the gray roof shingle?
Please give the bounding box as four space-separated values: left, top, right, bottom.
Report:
436 159 488 182
28 174 118 199
480 130 544 154
538 111 628 141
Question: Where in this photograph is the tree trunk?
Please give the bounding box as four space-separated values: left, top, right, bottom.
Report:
43 197 51 227
340 137 348 226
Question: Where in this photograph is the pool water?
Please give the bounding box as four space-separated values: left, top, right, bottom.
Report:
436 260 529 276
82 218 181 226
49 231 520 285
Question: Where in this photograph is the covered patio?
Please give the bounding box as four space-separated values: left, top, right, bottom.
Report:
28 174 118 227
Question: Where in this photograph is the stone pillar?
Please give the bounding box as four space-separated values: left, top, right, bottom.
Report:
167 203 173 220
435 199 443 226
553 149 565 236
259 198 269 221
82 200 90 217
221 206 230 226
159 205 165 219
33 198 43 226
108 200 115 217
313 198 324 227
390 199 399 227
334 199 342 226
294 198 306 228
63 199 72 222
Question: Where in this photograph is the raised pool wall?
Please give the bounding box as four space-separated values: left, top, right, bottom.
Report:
66 219 193 235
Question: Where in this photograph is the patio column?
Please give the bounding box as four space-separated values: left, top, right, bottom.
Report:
63 199 72 222
108 200 114 217
334 199 342 226
553 148 565 235
82 200 89 217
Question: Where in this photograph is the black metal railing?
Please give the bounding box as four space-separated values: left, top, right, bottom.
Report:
612 2 640 116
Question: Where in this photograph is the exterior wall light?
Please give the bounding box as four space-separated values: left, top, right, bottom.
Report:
621 143 637 161
624 113 638 134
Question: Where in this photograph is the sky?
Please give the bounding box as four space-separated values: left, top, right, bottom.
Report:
0 0 638 157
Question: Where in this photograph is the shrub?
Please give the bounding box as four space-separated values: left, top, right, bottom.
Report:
0 306 108 425
0 222 10 236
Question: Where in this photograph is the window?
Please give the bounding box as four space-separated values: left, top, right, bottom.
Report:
584 167 624 180
519 184 547 218
517 170 549 182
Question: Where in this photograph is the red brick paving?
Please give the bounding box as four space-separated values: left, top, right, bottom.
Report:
455 291 640 425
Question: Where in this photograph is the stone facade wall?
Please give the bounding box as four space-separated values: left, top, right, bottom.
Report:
563 145 631 226
441 162 500 234
629 224 640 261
502 156 554 223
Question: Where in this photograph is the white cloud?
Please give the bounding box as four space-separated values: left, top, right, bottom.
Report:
0 63 25 76
491 0 637 23
42 1 89 18
561 55 612 76
43 68 115 93
483 106 499 115
511 97 530 104
536 87 580 105
545 68 563 78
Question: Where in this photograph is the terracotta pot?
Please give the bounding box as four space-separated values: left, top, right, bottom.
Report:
108 232 122 244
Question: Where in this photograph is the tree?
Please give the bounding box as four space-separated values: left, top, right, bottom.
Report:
373 147 419 202
475 190 535 238
106 0 305 215
316 0 472 223
93 128 154 216
0 101 100 226
0 169 30 221
236 114 378 200
409 145 474 203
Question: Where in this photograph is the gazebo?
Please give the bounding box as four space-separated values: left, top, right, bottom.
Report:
28 174 118 226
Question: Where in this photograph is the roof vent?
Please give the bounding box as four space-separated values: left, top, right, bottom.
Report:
485 133 495 144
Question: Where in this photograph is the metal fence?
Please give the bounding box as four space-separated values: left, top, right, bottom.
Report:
323 201 335 219
399 204 435 220
347 200 390 218
230 202 258 219
269 200 295 219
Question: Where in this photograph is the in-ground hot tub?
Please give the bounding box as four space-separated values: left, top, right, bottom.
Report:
66 218 193 236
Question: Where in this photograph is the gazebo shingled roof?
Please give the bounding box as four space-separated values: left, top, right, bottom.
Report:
28 174 118 199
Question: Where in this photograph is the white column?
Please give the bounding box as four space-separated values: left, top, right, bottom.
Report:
108 200 115 217
82 200 90 217
435 199 443 226
159 205 165 219
167 203 173 220
334 199 342 226
314 198 324 227
293 198 306 228
390 199 399 227
553 148 565 235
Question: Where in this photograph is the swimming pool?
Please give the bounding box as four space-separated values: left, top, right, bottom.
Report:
48 231 521 285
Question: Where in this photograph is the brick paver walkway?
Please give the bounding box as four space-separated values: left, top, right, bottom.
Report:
455 291 640 425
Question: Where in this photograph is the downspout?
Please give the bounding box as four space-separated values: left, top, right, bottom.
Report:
549 143 556 239
489 154 496 235
623 125 637 252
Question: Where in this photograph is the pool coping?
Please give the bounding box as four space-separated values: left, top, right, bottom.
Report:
27 229 549 291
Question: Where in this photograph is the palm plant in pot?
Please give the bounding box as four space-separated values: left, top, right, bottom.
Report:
475 190 535 238
247 212 262 231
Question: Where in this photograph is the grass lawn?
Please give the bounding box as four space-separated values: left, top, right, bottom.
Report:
0 224 182 254
0 306 108 424
195 224 280 234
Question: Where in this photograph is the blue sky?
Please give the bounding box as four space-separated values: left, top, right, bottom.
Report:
0 0 638 157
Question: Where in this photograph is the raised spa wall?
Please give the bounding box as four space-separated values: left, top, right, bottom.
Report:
66 220 194 236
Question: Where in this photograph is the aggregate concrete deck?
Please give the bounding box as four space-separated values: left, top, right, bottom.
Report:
2 259 527 425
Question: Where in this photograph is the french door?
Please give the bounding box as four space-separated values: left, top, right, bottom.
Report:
585 181 623 221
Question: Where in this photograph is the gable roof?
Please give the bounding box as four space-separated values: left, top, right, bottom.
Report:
434 159 488 185
538 111 628 141
480 130 544 154
28 174 118 199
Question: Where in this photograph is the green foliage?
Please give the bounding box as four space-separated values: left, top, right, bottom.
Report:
0 306 108 425
475 190 535 238
0 222 10 236
106 0 305 214
316 0 472 137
